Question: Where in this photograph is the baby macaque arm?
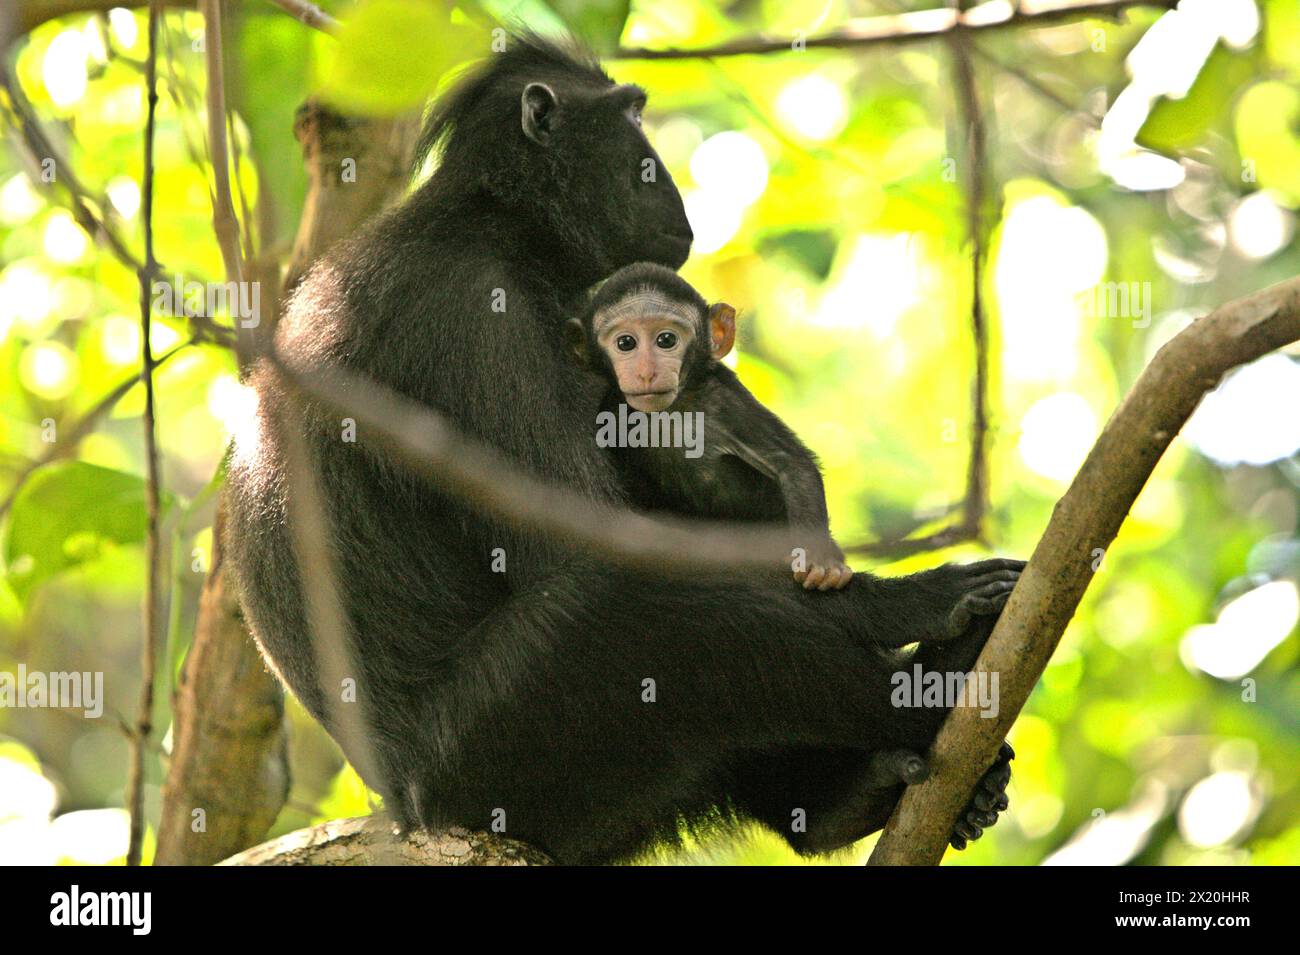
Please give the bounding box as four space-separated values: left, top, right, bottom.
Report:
704 378 853 591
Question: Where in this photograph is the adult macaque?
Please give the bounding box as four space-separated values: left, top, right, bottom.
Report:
226 34 1022 863
569 262 853 590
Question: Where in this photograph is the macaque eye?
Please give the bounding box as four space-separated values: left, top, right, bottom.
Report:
628 100 644 127
615 334 637 352
655 331 678 349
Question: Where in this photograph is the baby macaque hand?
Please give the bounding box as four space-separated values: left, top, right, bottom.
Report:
792 541 854 592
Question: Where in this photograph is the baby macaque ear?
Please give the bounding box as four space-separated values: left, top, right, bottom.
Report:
708 303 736 359
564 318 590 365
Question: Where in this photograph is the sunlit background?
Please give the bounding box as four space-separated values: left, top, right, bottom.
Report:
0 0 1297 865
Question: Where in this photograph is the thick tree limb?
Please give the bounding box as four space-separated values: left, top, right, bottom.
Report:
219 818 552 866
153 506 290 866
868 276 1300 865
283 102 420 295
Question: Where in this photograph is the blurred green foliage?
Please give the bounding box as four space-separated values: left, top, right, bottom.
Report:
0 0 1297 866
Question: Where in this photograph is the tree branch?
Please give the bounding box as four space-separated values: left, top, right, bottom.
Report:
12 0 1176 54
197 0 251 362
124 0 163 868
219 817 552 866
1 63 141 272
950 7 992 544
867 275 1300 865
271 350 814 575
0 339 193 522
11 0 194 39
265 0 337 34
612 0 1177 61
153 505 291 865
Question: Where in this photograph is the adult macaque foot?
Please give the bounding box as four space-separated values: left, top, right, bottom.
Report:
867 557 1025 647
949 741 1014 850
944 559 1026 638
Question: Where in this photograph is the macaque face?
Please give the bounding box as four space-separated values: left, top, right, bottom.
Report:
592 292 700 412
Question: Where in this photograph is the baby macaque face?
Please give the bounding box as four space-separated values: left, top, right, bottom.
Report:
592 290 700 412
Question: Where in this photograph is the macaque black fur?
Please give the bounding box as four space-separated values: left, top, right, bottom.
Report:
224 33 1020 863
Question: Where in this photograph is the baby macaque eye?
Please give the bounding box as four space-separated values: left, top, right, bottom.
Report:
655 331 678 349
616 335 637 352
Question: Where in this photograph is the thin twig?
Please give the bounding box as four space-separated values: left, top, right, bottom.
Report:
265 0 339 34
613 0 1177 60
950 6 992 543
0 67 141 272
973 43 1100 126
198 0 252 362
849 520 979 559
0 62 234 348
0 339 195 522
227 111 257 261
14 0 1173 49
125 0 164 870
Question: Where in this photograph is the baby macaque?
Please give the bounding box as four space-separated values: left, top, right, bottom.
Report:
567 262 853 590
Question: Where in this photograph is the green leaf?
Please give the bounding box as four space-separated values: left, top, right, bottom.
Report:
2 461 165 603
539 0 630 54
758 229 839 280
319 0 478 116
230 10 313 248
1234 81 1300 205
1137 44 1254 155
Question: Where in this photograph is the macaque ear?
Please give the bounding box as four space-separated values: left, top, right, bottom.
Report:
564 318 590 365
522 82 558 145
708 303 736 359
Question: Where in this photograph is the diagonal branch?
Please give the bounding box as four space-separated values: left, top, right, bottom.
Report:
270 350 808 574
868 275 1300 865
0 339 194 522
1 64 141 271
